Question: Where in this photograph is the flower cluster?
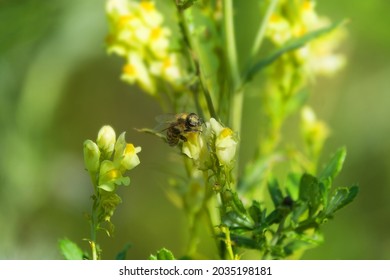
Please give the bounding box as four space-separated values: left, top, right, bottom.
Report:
83 125 141 225
106 0 185 95
266 0 346 76
182 118 238 170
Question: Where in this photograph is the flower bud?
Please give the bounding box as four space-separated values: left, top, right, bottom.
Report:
97 125 116 158
83 140 100 173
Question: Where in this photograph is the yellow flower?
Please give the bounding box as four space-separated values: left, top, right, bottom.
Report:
113 132 141 171
182 132 204 161
267 14 292 45
121 53 156 94
121 143 142 170
210 118 238 166
150 54 182 85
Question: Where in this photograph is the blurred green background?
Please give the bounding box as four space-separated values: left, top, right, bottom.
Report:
0 0 389 259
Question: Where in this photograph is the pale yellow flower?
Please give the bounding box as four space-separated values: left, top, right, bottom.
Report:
210 118 237 166
121 53 156 94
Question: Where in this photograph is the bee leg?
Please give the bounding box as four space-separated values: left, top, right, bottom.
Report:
179 135 188 142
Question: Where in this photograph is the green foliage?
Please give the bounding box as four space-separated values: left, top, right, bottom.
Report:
149 248 176 260
215 147 358 259
116 244 132 260
58 238 85 260
245 19 347 82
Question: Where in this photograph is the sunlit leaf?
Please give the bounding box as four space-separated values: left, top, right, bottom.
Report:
325 186 359 216
222 211 253 230
319 147 347 181
149 248 176 260
244 19 347 82
58 238 84 260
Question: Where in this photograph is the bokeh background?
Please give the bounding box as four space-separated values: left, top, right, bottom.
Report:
1 0 389 259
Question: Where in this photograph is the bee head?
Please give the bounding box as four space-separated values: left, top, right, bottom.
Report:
186 113 202 128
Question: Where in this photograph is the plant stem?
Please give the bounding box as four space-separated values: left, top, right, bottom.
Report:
223 0 243 134
221 226 235 260
90 197 99 260
174 2 217 119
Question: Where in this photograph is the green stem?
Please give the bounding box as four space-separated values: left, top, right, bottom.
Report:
221 226 235 260
89 172 100 260
223 0 244 142
174 2 217 119
90 197 99 260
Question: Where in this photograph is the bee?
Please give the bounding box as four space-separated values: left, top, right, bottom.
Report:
156 113 203 146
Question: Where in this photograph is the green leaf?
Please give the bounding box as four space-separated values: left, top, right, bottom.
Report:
115 243 132 260
319 147 347 181
325 186 359 217
149 248 176 260
244 19 346 82
230 234 263 250
248 201 264 225
291 202 308 224
319 178 331 209
299 174 322 216
265 209 284 225
268 177 284 208
58 238 84 260
284 232 324 256
232 191 247 215
222 211 253 230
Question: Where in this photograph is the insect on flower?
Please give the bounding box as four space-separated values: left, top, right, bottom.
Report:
155 113 204 146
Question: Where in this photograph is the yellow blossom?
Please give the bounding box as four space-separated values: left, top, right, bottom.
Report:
210 118 238 166
121 53 156 94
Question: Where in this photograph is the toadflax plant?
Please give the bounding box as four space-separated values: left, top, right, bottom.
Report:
60 0 358 260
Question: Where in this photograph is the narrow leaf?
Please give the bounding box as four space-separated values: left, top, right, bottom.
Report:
222 211 253 230
115 243 132 260
248 201 263 225
58 238 84 260
232 191 246 214
268 177 284 208
320 147 347 180
325 186 359 216
244 19 346 82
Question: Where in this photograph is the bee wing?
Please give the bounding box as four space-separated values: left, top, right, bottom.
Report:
153 113 177 132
